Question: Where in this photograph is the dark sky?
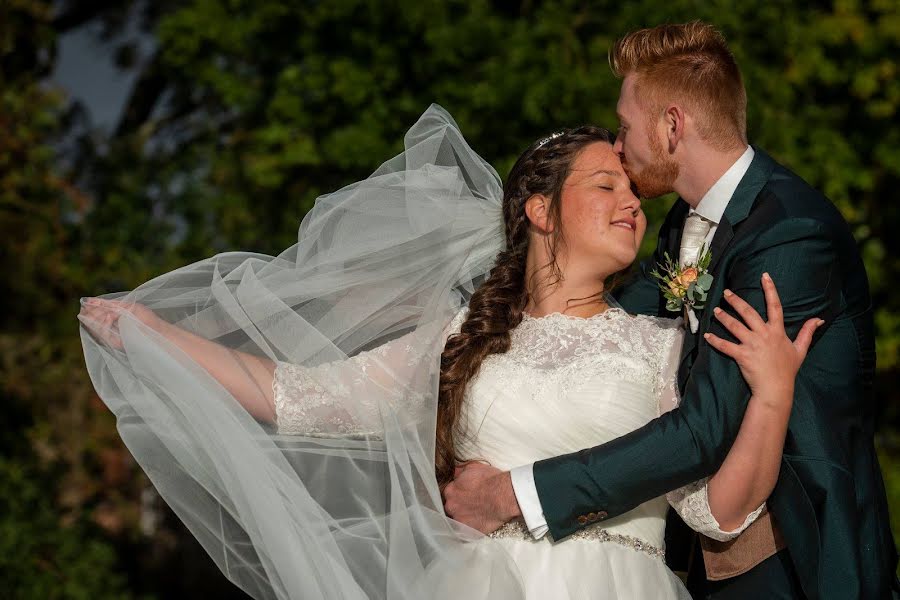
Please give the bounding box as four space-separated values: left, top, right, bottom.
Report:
51 10 156 133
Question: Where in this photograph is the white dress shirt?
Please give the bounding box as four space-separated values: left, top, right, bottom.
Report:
687 145 755 248
510 145 755 539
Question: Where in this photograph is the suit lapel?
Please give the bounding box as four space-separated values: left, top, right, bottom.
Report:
704 218 735 276
677 147 778 386
705 147 776 273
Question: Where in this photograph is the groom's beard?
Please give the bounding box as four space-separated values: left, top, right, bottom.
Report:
626 132 679 199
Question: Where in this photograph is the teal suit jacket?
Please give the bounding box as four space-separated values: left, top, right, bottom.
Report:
532 148 898 599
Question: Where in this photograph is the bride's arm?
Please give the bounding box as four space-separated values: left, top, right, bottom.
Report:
663 274 821 538
702 275 821 530
80 297 464 434
80 297 279 422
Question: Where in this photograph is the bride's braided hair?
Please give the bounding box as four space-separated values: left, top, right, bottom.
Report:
436 125 616 488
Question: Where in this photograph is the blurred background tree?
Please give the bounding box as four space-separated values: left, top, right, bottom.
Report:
2 0 897 596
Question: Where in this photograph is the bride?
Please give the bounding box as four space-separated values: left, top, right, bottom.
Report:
79 105 818 599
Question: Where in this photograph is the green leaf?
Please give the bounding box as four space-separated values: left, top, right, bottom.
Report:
687 281 697 301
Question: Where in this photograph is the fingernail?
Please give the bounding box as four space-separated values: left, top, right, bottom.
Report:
763 272 771 281
713 307 722 315
723 289 733 297
817 319 825 326
703 333 711 340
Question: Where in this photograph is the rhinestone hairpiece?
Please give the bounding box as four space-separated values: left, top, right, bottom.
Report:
536 131 566 148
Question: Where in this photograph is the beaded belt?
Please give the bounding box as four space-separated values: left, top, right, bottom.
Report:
488 520 666 561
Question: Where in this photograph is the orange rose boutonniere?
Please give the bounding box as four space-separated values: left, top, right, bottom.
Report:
651 246 714 315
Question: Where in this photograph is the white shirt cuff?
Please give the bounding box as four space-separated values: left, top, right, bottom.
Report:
509 463 548 539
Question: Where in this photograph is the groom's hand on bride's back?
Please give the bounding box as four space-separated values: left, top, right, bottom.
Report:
442 462 522 534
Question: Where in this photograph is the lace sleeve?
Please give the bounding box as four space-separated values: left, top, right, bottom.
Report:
665 478 765 542
273 309 467 435
650 317 684 417
652 319 765 541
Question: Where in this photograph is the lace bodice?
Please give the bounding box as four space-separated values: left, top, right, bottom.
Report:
273 307 761 546
455 308 683 423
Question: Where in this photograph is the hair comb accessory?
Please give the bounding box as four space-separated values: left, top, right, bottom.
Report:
536 130 566 148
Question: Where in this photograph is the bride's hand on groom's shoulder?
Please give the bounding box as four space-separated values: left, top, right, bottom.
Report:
443 461 522 535
703 273 824 400
78 298 163 349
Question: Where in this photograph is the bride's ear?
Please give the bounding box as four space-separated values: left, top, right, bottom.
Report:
525 194 554 234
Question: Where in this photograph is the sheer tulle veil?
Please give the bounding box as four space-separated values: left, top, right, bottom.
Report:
78 105 528 599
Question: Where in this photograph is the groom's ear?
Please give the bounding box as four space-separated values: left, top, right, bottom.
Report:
525 194 554 234
664 104 686 153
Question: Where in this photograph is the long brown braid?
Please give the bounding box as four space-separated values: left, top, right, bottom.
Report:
435 126 617 488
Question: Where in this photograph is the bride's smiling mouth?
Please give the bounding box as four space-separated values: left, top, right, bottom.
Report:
611 218 636 231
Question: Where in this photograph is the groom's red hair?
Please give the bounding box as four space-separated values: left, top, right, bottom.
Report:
611 21 747 151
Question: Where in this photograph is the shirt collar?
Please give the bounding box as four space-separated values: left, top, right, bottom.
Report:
691 146 755 225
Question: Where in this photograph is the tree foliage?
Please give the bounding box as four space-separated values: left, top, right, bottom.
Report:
1 1 142 597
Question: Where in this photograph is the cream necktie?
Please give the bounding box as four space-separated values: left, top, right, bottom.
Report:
679 213 712 266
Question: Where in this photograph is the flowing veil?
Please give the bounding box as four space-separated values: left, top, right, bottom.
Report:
79 105 526 599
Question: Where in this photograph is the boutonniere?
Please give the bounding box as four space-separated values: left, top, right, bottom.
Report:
651 246 714 332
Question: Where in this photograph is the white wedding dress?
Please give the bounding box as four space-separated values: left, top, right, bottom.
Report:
274 307 760 599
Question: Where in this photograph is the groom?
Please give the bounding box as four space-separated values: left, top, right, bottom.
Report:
444 21 898 599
